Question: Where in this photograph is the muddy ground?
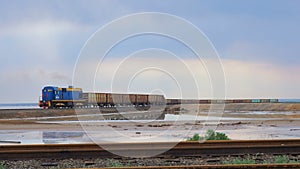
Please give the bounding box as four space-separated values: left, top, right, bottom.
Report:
0 103 299 144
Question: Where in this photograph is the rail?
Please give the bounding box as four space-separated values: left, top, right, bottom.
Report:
70 164 300 169
0 139 299 160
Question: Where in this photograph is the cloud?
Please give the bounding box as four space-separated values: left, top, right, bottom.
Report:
0 19 92 72
0 0 131 26
0 19 95 103
73 53 300 100
223 59 300 99
0 69 72 103
222 40 300 66
0 1 299 103
2 52 298 103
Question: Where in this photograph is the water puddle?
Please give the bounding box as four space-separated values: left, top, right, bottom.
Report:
0 130 92 144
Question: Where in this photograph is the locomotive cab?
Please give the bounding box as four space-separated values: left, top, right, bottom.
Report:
39 86 57 108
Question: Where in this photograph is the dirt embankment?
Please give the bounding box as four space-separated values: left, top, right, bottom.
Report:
164 103 300 115
221 103 300 111
0 108 141 119
0 109 77 119
0 106 165 121
0 103 299 120
186 103 300 111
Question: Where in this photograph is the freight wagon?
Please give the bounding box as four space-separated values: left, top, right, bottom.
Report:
82 93 165 107
165 99 279 105
166 99 181 105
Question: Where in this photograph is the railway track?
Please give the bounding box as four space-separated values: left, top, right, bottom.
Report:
0 139 299 160
71 164 300 169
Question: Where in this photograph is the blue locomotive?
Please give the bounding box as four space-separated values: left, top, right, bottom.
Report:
39 86 85 108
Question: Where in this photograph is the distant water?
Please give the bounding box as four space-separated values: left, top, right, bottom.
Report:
0 103 39 109
278 99 300 103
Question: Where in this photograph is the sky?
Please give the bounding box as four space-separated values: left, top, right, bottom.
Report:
0 0 300 103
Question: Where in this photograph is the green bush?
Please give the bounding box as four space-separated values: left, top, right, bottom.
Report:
274 155 298 164
206 129 230 140
107 159 132 167
274 155 290 164
224 157 255 165
187 129 230 141
224 155 299 165
232 158 255 164
187 134 203 141
108 160 123 167
0 163 5 169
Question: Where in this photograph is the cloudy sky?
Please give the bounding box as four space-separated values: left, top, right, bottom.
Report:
0 0 300 103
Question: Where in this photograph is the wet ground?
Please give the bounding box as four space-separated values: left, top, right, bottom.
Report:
0 104 299 144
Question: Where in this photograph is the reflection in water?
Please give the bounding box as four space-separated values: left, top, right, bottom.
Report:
43 131 86 144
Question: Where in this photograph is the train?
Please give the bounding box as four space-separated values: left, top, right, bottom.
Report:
38 85 279 108
38 86 165 108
